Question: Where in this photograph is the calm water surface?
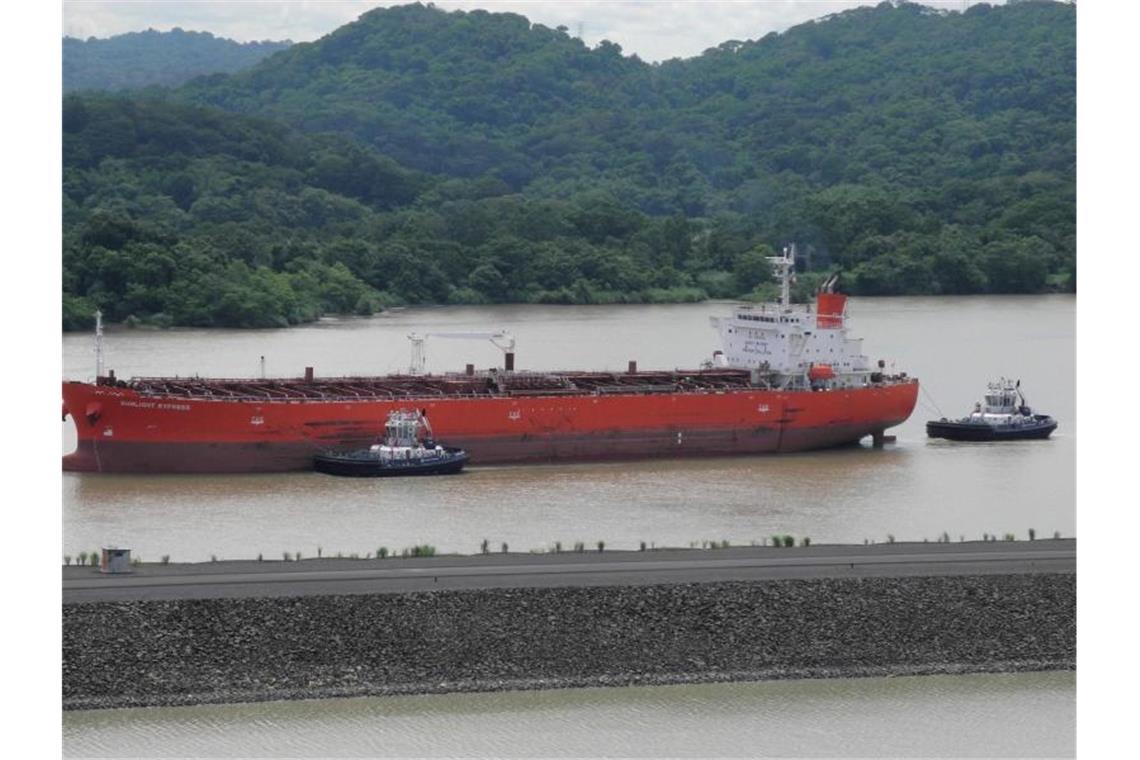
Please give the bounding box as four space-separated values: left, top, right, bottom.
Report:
63 672 1075 758
62 296 1075 560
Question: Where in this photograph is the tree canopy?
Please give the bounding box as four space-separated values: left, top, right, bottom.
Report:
64 28 292 93
62 1 1076 330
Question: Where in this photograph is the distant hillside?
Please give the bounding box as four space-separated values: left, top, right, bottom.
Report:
63 2 1076 331
63 28 291 92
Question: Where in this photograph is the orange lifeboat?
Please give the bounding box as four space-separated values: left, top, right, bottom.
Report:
808 364 835 381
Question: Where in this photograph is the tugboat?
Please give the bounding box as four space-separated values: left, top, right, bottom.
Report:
926 379 1057 441
314 410 469 476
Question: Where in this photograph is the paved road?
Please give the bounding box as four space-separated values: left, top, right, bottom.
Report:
63 540 1075 603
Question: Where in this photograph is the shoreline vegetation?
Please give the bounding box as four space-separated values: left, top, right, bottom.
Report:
63 530 1065 567
64 2 1074 332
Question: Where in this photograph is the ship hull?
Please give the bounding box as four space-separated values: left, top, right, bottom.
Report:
925 417 1057 441
62 379 919 474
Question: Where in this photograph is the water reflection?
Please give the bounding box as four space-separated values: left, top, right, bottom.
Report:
63 671 1075 758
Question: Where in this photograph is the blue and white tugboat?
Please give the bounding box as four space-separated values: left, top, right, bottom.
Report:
314 410 469 476
926 378 1057 441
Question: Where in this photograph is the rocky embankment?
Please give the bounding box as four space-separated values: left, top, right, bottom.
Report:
63 572 1074 710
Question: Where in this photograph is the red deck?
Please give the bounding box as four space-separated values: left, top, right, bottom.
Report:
62 370 919 473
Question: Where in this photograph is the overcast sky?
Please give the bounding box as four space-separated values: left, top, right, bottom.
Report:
62 0 999 63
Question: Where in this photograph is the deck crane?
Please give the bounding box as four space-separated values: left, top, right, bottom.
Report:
407 330 516 375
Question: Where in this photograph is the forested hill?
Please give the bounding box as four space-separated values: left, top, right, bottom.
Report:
64 29 292 92
63 1 1076 330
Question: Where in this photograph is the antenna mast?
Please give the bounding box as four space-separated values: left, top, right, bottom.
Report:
766 245 797 309
94 309 104 379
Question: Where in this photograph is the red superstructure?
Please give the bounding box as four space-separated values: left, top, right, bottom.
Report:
62 248 918 473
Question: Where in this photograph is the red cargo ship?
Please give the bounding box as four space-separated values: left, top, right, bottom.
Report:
62 249 918 474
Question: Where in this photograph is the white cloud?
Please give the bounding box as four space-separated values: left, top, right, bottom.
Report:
63 0 999 62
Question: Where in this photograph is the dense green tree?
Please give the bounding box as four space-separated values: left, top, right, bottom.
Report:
62 1 1075 330
64 29 291 93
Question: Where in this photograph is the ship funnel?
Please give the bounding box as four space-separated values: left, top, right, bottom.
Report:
815 292 847 329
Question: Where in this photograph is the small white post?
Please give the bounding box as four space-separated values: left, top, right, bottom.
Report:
260 355 266 379
94 309 104 379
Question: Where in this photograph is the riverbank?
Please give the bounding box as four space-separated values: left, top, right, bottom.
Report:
63 542 1075 710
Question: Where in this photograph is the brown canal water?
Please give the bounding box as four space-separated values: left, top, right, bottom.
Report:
62 296 1074 561
62 671 1075 758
